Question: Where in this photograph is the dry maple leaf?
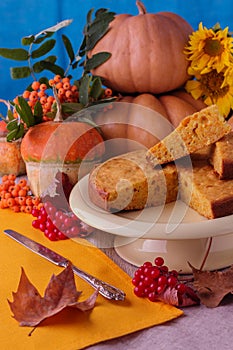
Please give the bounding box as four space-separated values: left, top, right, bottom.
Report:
8 264 98 326
189 263 233 308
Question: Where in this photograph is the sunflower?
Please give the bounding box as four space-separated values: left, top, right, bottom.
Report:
184 22 233 74
185 67 233 117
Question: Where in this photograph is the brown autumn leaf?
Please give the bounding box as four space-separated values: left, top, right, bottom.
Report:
189 263 233 308
8 264 99 326
158 285 200 307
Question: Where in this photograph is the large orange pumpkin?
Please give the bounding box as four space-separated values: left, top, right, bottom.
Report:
88 1 193 94
94 90 206 156
21 121 105 196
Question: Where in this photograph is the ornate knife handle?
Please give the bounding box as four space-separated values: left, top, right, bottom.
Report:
71 264 126 301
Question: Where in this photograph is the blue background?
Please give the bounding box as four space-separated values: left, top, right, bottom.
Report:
0 0 232 116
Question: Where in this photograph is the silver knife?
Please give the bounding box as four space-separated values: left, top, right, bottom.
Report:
3 229 125 301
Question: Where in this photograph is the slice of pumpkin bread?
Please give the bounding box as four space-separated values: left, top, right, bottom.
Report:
146 105 231 167
209 132 233 179
179 160 233 219
88 150 178 212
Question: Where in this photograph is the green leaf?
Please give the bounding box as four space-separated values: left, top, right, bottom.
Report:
31 39 56 58
86 8 94 26
6 123 25 142
61 102 84 114
16 96 35 127
88 11 115 36
85 52 111 71
79 74 92 106
21 35 35 46
6 119 19 131
90 77 103 99
33 55 57 73
62 34 75 63
10 66 31 79
0 48 28 61
39 61 64 76
33 101 43 123
7 109 15 121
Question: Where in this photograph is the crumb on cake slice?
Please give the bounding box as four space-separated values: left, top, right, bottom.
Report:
146 105 231 167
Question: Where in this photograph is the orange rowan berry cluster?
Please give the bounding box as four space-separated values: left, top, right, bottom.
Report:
0 174 42 213
48 75 79 104
13 75 79 122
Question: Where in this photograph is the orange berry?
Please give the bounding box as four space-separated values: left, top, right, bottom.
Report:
47 96 55 103
40 96 47 105
32 81 41 91
65 90 73 99
18 189 27 197
7 197 15 207
32 197 41 206
4 192 12 200
25 197 33 206
12 205 20 213
18 197 26 206
13 97 19 104
104 88 113 97
20 205 26 212
38 90 46 98
18 179 27 187
39 83 47 91
54 75 61 83
55 82 63 90
29 91 38 101
25 205 32 214
49 79 55 86
37 203 44 210
63 82 71 90
71 85 78 92
62 77 70 83
11 190 19 198
58 88 65 96
1 175 8 182
8 174 16 181
23 90 31 99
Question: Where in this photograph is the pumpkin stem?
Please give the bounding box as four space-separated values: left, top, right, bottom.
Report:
136 1 147 14
52 85 64 122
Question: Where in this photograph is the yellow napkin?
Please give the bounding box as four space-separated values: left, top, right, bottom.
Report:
0 209 183 350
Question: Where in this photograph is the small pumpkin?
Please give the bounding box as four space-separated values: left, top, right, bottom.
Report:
0 120 26 176
88 1 193 94
20 121 105 196
94 90 206 155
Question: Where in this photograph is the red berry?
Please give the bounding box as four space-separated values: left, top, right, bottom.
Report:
154 257 164 267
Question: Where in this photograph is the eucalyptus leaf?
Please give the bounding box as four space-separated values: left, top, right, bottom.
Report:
79 74 92 106
10 66 31 79
31 39 56 58
0 48 28 61
21 35 35 46
85 52 111 71
62 34 75 63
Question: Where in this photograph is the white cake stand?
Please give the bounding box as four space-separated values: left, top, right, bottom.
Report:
70 175 233 274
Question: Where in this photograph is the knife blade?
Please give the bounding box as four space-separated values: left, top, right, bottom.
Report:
3 229 125 301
